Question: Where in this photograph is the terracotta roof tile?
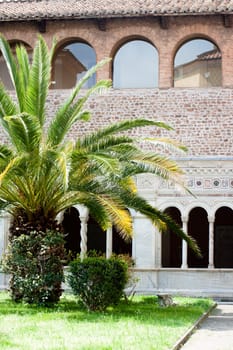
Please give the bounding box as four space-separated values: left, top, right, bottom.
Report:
0 0 233 21
198 49 222 60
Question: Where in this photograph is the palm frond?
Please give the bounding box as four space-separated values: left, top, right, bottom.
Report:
0 83 18 131
120 189 201 255
25 36 51 125
0 144 14 170
4 113 42 152
0 35 21 104
47 59 111 146
143 137 188 152
77 119 172 149
15 44 30 103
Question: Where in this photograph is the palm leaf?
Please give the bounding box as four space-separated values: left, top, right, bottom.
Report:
15 44 30 104
25 36 51 125
47 59 111 146
0 83 18 131
77 119 172 149
4 113 42 152
0 36 20 104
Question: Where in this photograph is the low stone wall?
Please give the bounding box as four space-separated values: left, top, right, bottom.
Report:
131 268 233 298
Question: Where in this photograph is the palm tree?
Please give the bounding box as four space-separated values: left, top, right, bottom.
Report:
0 35 199 304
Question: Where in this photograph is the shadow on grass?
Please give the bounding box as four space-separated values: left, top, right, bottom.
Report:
0 292 213 327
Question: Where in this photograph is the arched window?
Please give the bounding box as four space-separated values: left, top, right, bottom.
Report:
52 42 96 89
0 41 32 90
214 207 233 268
62 207 81 259
174 39 222 87
188 207 209 268
112 226 132 256
162 207 182 267
112 209 132 257
113 40 159 88
87 216 106 255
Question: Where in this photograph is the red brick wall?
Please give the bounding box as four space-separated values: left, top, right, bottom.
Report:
1 15 233 86
46 88 233 156
0 16 232 156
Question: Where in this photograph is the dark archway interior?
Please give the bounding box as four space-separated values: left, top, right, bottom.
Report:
112 226 132 256
214 206 233 268
162 207 182 267
62 207 81 259
87 216 106 254
188 207 209 268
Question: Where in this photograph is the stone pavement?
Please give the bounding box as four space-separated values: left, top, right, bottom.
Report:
180 304 233 350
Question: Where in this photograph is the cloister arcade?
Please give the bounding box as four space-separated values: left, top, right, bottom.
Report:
57 201 233 270
0 36 222 89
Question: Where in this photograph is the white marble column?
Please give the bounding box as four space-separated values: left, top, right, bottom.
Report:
0 216 6 259
106 227 113 259
130 210 136 262
181 215 188 269
75 205 89 261
208 215 215 269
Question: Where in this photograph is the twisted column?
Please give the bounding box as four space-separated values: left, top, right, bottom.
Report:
181 215 188 269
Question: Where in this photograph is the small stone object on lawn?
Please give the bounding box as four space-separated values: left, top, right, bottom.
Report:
157 294 176 307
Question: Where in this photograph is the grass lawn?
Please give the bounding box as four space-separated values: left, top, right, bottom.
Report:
0 292 213 350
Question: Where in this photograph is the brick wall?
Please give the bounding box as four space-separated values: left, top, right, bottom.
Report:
45 88 233 156
1 15 233 87
1 15 233 156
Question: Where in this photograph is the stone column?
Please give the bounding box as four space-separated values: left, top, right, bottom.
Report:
208 215 215 269
130 209 136 261
0 213 11 288
181 215 188 269
56 210 64 224
0 215 6 259
75 205 89 261
106 226 113 259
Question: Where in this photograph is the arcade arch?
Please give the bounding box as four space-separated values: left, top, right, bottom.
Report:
174 38 222 87
162 207 182 267
62 206 132 258
52 40 96 89
214 206 233 268
113 39 159 88
161 204 233 269
0 40 32 90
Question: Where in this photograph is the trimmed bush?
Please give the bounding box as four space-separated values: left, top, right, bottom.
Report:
1 230 65 306
68 256 128 311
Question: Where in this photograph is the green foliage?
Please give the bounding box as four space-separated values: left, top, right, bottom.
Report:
0 34 200 253
68 256 128 311
1 230 65 306
0 292 214 350
0 35 201 306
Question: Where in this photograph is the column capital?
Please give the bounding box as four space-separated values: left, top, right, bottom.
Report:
181 215 188 223
208 215 215 223
75 205 89 219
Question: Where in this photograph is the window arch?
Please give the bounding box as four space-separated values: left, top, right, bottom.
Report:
87 216 106 254
62 207 81 259
188 207 209 268
214 207 233 268
113 39 159 88
0 40 32 90
52 41 96 89
174 38 222 87
162 207 182 268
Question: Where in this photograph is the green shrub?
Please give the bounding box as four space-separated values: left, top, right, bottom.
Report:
1 230 65 306
68 256 128 311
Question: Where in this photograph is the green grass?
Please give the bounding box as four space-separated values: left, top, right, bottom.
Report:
0 292 213 350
